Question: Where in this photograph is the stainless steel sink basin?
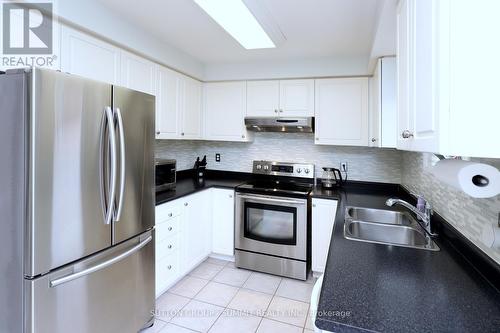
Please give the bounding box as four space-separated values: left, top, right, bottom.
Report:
346 207 413 225
344 207 440 251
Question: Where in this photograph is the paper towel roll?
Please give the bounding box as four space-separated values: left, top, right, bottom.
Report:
430 159 500 198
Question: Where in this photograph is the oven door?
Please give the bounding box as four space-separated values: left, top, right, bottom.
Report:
235 193 307 261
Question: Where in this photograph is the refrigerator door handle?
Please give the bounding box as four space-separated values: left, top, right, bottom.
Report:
114 107 126 222
104 106 117 225
49 235 152 288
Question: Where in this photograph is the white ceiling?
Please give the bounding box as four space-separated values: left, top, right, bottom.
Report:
97 0 384 65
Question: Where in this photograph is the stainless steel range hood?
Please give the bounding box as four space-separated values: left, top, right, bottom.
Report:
245 117 314 133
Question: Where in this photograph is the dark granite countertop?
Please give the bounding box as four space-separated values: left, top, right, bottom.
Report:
156 171 500 332
156 170 250 205
313 183 500 333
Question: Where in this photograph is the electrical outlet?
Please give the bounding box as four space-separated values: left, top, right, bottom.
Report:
215 153 221 162
340 162 348 172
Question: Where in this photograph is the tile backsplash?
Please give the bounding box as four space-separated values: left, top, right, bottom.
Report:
156 135 500 265
156 133 403 183
401 152 500 265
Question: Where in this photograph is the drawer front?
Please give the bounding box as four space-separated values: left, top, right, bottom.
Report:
155 253 180 297
156 234 180 262
156 202 181 224
156 216 180 243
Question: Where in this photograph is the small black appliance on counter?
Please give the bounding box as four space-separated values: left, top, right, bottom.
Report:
155 159 176 192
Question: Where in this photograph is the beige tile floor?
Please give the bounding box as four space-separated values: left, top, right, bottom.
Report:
145 258 317 333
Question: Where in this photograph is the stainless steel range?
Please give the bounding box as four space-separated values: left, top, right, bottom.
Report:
235 161 315 280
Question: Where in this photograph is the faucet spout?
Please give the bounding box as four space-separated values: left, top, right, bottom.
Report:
386 197 436 236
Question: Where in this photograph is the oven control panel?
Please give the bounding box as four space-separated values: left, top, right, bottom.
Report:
252 160 315 179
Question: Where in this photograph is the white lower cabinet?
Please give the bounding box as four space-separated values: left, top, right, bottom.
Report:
211 189 235 256
155 190 214 297
181 190 212 271
155 201 182 298
311 198 338 274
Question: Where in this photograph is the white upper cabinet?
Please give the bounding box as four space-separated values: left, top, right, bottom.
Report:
61 25 120 85
247 81 280 117
279 79 315 117
156 66 181 139
315 78 369 146
120 50 156 95
182 77 203 139
246 79 314 117
396 0 499 158
203 82 252 142
370 57 397 148
397 0 440 153
156 69 203 140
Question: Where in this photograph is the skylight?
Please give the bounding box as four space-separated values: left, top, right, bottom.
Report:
194 0 275 49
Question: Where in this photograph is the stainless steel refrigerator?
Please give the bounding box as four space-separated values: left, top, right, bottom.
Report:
0 68 155 333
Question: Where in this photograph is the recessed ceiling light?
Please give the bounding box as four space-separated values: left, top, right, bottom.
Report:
194 0 275 49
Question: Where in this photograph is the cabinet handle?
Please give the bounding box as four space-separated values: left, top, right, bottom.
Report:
168 244 172 249
315 137 319 141
167 265 172 270
181 132 185 136
274 109 278 113
241 134 245 139
156 131 160 135
229 195 233 198
168 226 173 231
401 130 414 139
184 202 188 206
168 213 173 217
371 138 377 142
280 109 283 113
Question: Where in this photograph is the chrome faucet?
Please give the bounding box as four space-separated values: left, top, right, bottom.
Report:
386 197 436 236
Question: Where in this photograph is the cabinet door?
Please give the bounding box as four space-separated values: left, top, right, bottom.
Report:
315 78 369 146
279 79 314 117
311 199 338 273
181 77 202 139
60 25 120 84
246 80 280 117
397 0 440 153
156 66 181 139
120 50 156 95
396 0 412 150
380 57 397 148
203 82 250 142
410 0 440 152
182 191 211 273
369 60 381 147
211 189 235 256
447 0 500 158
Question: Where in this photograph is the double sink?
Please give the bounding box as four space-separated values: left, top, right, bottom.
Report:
343 207 440 251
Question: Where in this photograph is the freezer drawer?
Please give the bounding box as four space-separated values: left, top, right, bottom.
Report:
25 230 155 333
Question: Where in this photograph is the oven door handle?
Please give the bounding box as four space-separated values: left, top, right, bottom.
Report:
236 194 306 205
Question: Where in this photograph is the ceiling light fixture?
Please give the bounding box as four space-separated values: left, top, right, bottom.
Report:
193 0 275 49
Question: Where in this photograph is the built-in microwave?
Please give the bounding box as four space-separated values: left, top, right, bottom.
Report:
155 159 176 192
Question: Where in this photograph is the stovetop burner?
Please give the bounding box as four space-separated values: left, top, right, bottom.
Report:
235 161 315 198
236 179 313 197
